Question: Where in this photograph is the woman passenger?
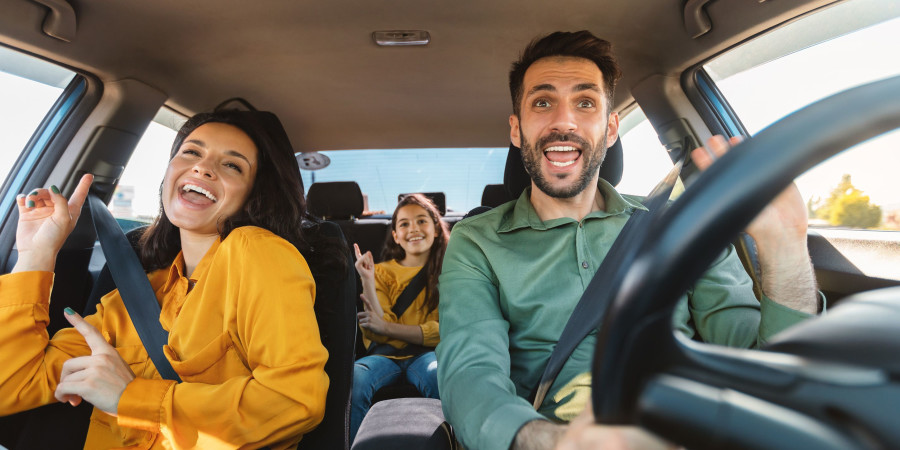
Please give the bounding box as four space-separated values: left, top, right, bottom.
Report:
0 110 341 449
349 193 449 442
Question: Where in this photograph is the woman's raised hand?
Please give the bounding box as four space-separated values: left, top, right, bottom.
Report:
13 174 93 273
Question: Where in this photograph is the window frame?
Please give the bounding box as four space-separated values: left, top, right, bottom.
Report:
0 45 103 271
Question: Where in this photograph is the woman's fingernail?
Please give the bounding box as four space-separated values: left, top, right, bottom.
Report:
51 185 60 194
16 194 24 199
29 190 38 196
64 307 75 315
26 200 35 208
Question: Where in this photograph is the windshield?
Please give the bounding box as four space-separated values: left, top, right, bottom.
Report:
299 148 507 215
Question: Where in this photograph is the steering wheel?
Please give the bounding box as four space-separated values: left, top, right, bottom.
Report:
590 74 900 449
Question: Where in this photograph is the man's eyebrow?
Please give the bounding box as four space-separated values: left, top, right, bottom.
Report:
526 84 556 97
525 83 602 96
574 83 602 93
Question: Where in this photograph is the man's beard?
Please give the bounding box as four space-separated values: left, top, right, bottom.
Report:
520 129 608 199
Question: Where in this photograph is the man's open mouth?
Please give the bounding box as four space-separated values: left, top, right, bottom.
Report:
544 145 581 167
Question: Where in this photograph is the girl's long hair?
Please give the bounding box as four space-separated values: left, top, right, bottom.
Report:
381 194 449 314
139 110 346 277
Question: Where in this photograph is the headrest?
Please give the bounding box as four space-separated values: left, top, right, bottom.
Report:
503 136 624 199
398 192 447 216
482 184 512 207
307 181 364 219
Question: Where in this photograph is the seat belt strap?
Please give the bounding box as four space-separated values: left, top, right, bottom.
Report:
390 268 427 318
366 268 428 354
88 194 182 382
530 160 683 409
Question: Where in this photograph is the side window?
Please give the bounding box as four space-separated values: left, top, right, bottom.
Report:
111 109 183 230
617 107 676 197
703 3 900 232
0 46 75 185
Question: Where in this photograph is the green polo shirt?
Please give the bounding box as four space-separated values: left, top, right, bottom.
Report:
436 179 811 450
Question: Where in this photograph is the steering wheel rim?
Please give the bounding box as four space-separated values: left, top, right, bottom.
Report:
590 74 900 427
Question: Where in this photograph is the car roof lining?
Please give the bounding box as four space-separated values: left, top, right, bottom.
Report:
1 0 840 153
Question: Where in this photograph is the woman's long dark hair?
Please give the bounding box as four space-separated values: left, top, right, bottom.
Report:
139 110 346 276
381 194 449 314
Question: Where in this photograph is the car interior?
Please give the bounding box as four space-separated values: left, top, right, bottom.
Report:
0 0 898 448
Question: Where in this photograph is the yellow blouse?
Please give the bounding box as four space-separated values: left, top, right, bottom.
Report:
360 259 440 358
0 226 328 449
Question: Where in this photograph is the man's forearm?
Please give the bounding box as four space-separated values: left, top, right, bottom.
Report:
512 419 566 450
758 239 818 314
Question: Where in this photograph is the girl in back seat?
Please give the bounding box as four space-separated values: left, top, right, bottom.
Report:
350 193 449 443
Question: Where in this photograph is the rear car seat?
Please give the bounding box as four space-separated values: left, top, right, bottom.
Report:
481 184 512 208
308 182 390 263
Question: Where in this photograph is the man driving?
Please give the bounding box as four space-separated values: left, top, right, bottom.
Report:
436 30 818 450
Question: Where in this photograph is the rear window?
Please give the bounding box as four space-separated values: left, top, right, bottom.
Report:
299 148 507 215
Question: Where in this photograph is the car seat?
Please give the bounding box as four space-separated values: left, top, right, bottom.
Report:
307 181 390 264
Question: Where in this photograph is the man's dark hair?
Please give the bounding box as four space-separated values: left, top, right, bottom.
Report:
509 30 622 117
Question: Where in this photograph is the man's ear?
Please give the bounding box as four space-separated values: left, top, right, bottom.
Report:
509 114 522 147
606 112 620 147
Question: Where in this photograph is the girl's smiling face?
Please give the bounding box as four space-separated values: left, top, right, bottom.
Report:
161 122 258 235
391 204 436 259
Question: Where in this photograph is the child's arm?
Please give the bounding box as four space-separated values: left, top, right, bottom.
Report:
357 311 425 345
353 243 383 316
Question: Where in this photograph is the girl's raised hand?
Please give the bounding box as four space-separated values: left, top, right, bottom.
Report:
353 243 384 316
14 174 93 273
353 243 375 281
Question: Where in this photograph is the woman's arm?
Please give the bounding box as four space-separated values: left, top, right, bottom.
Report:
0 175 99 414
0 272 95 415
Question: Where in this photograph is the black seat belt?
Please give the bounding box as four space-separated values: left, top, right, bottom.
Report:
88 194 182 382
388 268 427 319
530 160 682 409
366 268 428 356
